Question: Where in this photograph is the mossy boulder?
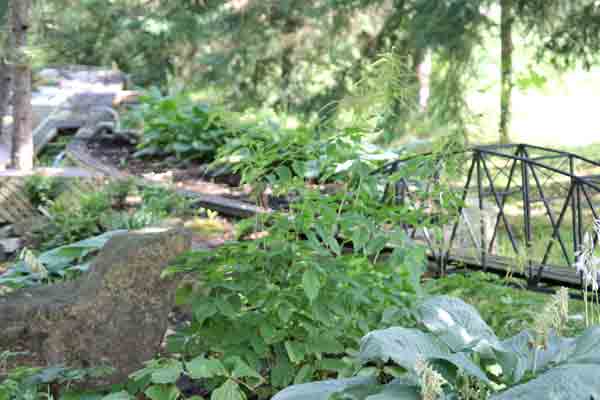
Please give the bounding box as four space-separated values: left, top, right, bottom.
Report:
0 228 191 386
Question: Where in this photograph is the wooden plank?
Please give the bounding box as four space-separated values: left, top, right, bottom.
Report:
0 185 23 222
3 181 34 218
0 179 36 224
446 247 582 286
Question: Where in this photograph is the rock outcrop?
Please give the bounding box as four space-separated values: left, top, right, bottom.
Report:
0 228 191 386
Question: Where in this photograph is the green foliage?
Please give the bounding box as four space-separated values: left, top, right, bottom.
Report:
0 230 125 293
129 89 239 163
34 180 189 250
0 350 112 400
215 119 397 186
541 2 600 69
23 176 64 208
272 295 600 400
125 155 434 399
34 0 176 85
427 272 588 338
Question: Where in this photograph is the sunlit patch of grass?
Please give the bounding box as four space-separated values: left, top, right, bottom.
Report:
184 216 227 237
427 271 588 338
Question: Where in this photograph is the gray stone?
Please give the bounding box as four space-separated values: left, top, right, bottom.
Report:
0 228 192 387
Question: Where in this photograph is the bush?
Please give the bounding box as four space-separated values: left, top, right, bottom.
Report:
127 89 240 163
126 158 431 399
35 180 190 250
214 119 398 186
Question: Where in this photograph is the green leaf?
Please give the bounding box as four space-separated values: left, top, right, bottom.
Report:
302 270 321 302
186 357 228 379
101 391 133 400
231 359 262 380
359 327 490 384
293 365 315 385
271 352 295 388
285 341 306 364
151 362 183 384
564 325 600 364
362 378 421 400
211 379 246 400
173 143 193 153
496 330 574 383
415 296 500 354
271 376 378 400
144 385 180 400
278 302 295 323
490 364 600 399
192 300 218 323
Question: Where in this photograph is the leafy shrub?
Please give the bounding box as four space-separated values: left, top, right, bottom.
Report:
273 295 600 400
35 181 189 250
127 89 239 163
214 119 398 186
118 156 434 399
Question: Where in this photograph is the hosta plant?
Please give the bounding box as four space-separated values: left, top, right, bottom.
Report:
127 88 239 163
0 230 126 293
272 295 600 400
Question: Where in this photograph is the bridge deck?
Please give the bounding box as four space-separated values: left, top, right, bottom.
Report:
444 248 581 287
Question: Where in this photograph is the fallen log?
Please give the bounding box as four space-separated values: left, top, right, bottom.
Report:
0 228 191 387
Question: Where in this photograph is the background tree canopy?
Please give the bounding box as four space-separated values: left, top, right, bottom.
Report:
18 0 600 143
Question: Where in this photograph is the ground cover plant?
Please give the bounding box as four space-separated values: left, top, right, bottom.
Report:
0 350 113 400
272 292 600 399
24 177 191 250
126 88 240 163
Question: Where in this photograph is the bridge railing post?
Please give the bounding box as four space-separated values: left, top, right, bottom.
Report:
569 156 580 265
476 150 487 270
520 145 533 283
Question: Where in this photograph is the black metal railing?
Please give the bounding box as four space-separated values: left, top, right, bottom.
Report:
382 143 600 288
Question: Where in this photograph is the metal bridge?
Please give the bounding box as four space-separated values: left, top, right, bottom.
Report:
382 143 600 290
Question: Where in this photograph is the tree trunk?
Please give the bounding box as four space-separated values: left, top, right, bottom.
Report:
499 0 513 144
9 0 33 170
414 48 432 112
0 60 12 141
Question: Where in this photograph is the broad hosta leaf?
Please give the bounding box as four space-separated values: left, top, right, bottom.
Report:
564 325 600 364
272 376 377 400
363 378 421 400
490 364 600 399
39 230 127 267
495 330 575 383
360 327 448 368
359 327 489 384
415 296 499 354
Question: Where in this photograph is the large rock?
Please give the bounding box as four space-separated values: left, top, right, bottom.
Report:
0 228 191 386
